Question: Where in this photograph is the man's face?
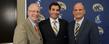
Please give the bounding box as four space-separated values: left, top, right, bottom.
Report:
28 4 40 21
73 3 85 19
49 5 60 19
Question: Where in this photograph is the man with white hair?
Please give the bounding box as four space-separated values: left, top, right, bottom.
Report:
13 3 43 44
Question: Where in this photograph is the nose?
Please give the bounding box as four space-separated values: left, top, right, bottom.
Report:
75 10 79 13
55 10 59 14
33 11 39 15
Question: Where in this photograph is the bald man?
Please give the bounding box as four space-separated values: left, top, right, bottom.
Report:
13 3 43 44
68 2 99 44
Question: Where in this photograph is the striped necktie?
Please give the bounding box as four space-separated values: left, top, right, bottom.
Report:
74 23 80 40
34 25 39 32
52 21 58 35
34 21 39 32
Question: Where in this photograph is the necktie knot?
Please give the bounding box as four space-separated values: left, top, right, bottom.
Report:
34 20 38 26
76 23 80 27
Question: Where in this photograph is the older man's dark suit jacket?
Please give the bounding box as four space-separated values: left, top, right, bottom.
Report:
69 18 99 44
39 18 68 44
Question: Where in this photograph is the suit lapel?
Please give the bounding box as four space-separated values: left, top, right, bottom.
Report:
57 19 62 36
26 18 34 33
76 18 87 40
26 18 42 38
69 21 75 39
46 19 57 37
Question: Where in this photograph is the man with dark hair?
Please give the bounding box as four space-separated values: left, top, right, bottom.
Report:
49 2 61 10
39 2 68 44
69 2 99 44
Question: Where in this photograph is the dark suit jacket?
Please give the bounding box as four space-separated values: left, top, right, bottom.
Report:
39 18 68 44
69 18 99 44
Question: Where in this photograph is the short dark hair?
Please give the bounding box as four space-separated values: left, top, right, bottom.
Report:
49 2 61 10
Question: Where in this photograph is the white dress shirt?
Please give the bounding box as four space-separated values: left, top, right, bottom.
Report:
50 17 60 33
74 17 84 29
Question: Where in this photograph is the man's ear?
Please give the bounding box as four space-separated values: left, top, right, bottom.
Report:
49 10 51 13
84 10 86 15
72 10 75 15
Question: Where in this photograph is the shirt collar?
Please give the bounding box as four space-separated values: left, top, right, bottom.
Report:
28 17 35 27
50 17 59 23
74 17 84 26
